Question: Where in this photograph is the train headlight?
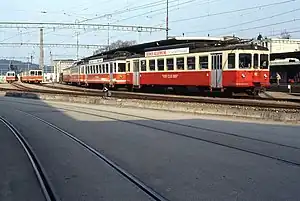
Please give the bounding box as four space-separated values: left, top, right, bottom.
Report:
241 74 246 78
264 74 268 79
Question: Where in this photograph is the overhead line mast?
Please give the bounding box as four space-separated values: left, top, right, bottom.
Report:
166 0 169 39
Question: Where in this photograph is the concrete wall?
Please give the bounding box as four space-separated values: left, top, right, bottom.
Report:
53 60 75 82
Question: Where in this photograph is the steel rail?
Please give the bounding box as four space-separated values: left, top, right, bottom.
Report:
0 117 59 201
2 83 300 110
18 110 169 201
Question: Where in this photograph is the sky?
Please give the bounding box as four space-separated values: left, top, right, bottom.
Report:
0 0 299 65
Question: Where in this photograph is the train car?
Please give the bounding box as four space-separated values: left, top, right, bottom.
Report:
5 71 18 83
63 40 270 95
20 69 43 83
126 43 270 95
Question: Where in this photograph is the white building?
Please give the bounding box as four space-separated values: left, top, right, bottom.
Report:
53 59 76 82
258 38 300 54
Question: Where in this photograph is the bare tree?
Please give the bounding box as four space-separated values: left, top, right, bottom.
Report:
280 30 291 39
93 40 137 55
108 40 137 50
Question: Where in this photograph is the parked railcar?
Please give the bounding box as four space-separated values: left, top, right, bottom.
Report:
20 70 43 83
63 42 270 95
5 71 18 83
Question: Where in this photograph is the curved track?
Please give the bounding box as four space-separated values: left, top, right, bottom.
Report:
8 99 300 167
0 116 58 201
17 109 168 201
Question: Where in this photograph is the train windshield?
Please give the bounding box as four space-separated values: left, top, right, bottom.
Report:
260 54 269 69
239 54 252 69
7 73 15 76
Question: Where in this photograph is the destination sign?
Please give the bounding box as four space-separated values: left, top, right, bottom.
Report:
145 47 189 57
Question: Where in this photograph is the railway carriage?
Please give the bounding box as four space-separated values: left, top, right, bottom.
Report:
20 70 43 83
5 71 18 83
63 38 270 95
125 43 270 94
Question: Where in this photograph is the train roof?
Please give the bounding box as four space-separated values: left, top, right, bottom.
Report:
83 36 268 62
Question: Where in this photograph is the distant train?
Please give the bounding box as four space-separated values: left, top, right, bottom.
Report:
5 71 18 83
62 42 270 95
20 70 43 83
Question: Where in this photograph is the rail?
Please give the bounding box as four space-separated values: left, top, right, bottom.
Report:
2 82 300 110
0 117 58 201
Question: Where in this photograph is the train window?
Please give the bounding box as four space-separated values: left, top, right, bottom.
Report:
106 64 109 73
187 57 195 70
38 71 42 76
126 62 131 72
30 71 34 76
260 54 269 69
149 59 155 71
228 54 235 69
176 57 184 70
254 54 259 69
167 58 174 71
239 54 251 69
118 63 126 72
157 59 165 71
140 60 147 71
199 56 208 69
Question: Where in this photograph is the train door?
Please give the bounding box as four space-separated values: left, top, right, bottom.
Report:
109 62 114 86
126 61 131 84
211 53 223 88
133 60 140 87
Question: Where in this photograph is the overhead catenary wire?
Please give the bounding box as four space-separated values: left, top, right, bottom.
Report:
169 0 297 24
185 7 300 34
219 18 300 35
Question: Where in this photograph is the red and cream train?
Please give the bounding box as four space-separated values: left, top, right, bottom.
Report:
20 70 43 83
62 42 270 95
5 71 18 83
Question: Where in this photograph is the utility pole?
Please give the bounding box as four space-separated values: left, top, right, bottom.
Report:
39 28 44 81
75 19 79 60
27 56 30 71
166 0 169 40
106 14 112 51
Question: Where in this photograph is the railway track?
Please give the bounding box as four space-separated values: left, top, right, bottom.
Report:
0 116 58 201
15 103 300 168
3 82 300 110
17 109 168 201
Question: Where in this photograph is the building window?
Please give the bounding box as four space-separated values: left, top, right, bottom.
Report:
176 57 184 70
260 54 269 69
199 56 208 69
149 59 155 71
228 53 235 69
187 57 195 70
239 54 252 69
167 58 174 70
157 59 165 71
140 60 146 71
118 63 126 72
254 54 259 69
